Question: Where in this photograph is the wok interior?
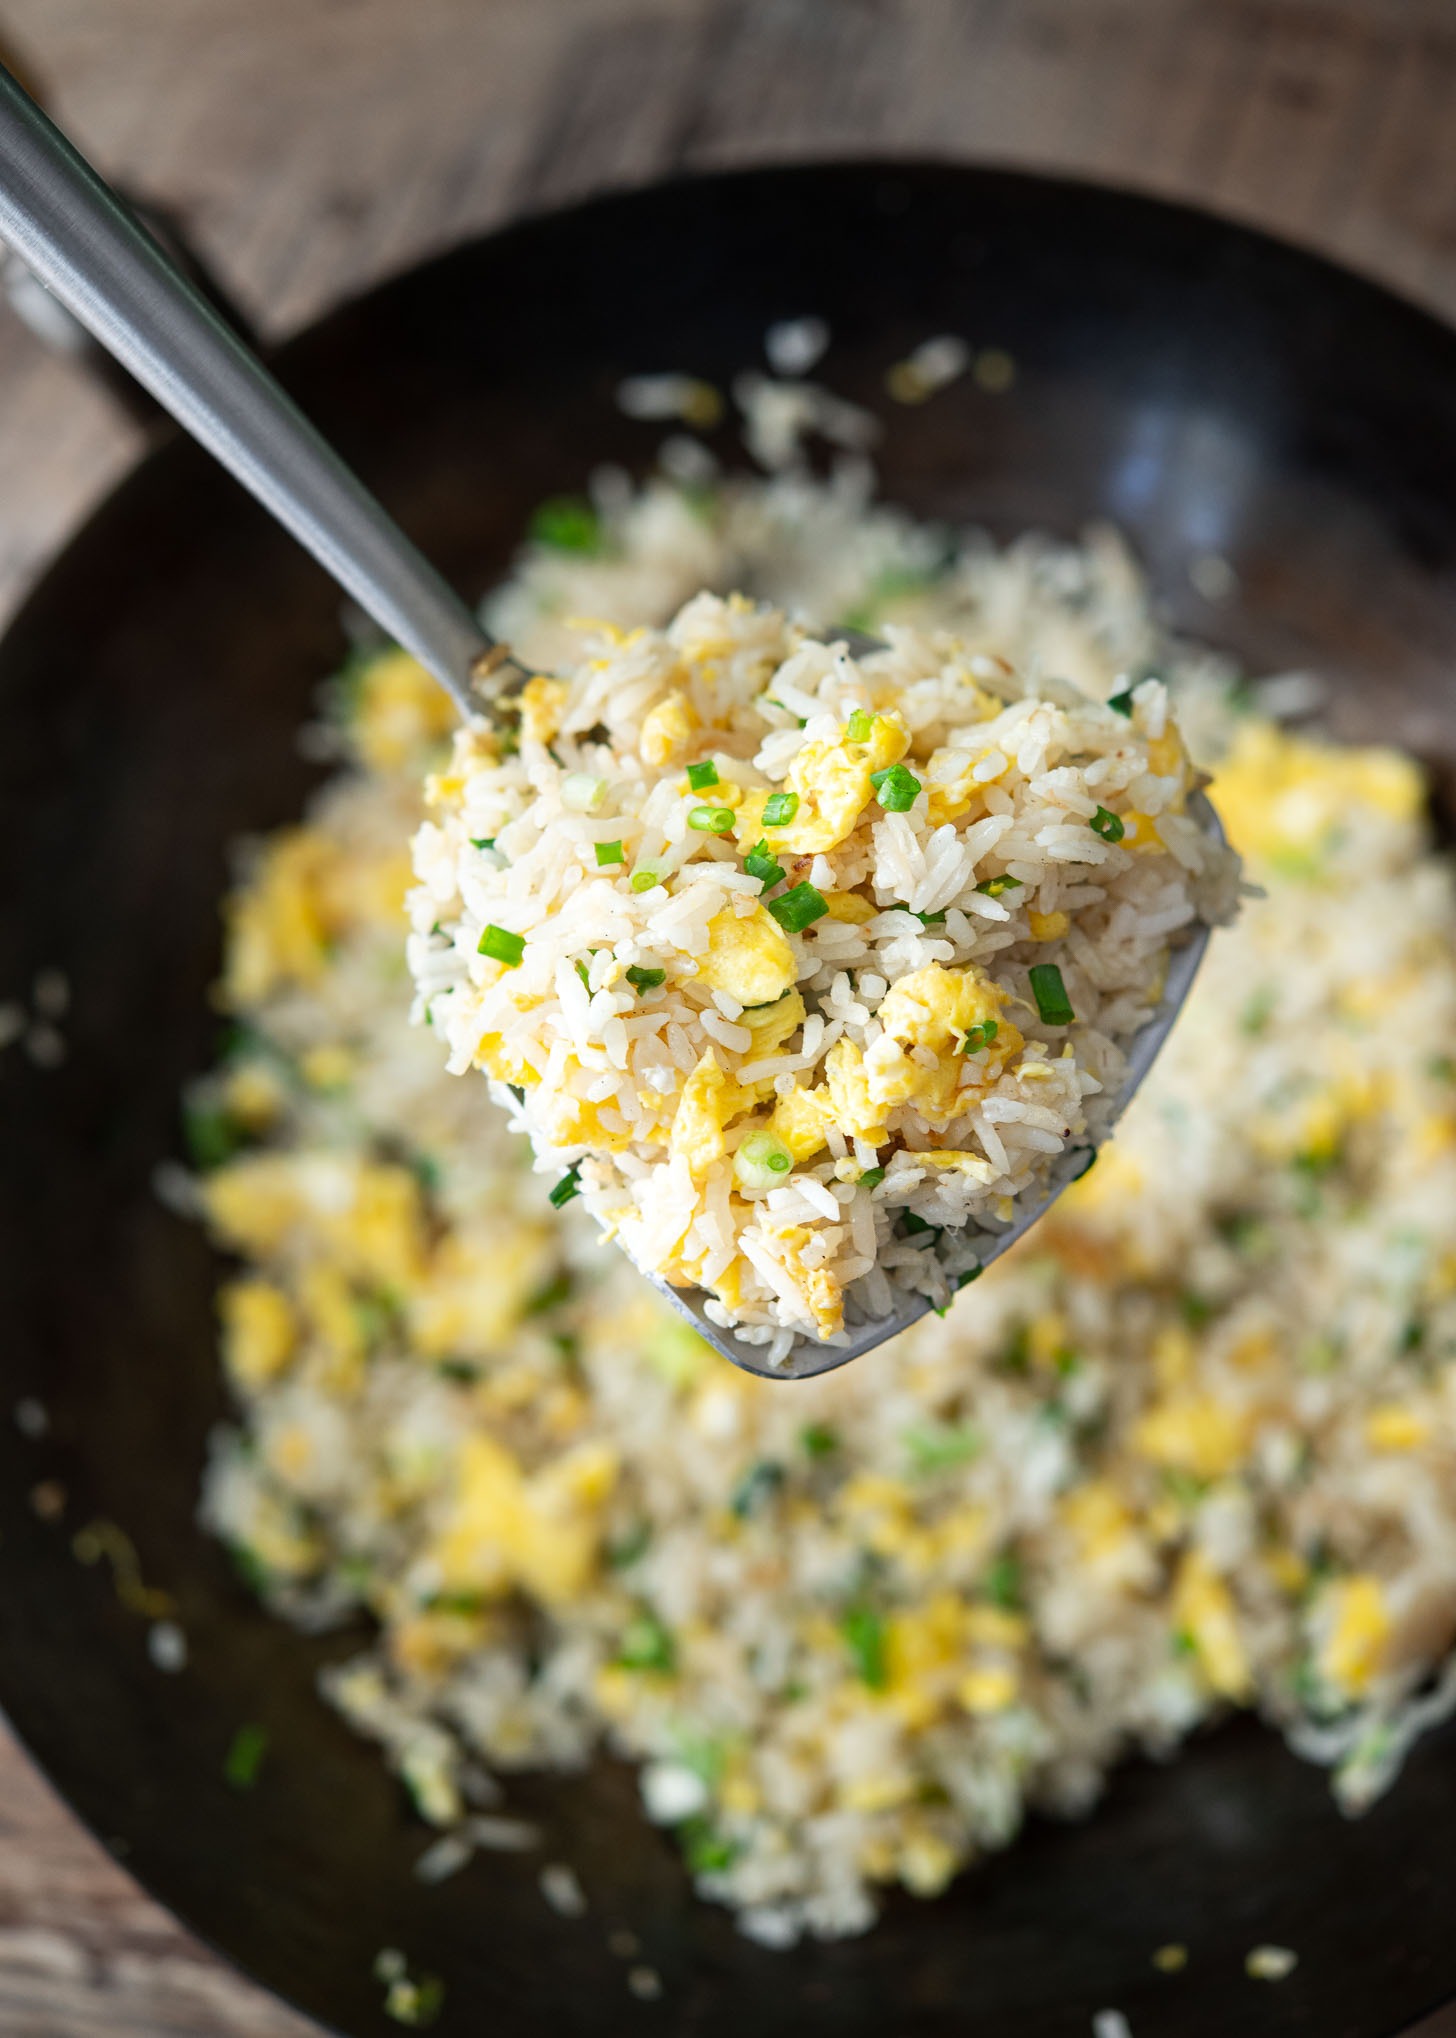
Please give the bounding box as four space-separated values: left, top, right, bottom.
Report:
3 165 1456 2036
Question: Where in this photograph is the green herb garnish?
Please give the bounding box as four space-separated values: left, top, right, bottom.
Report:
744 840 785 888
1089 805 1125 842
549 1165 582 1209
767 882 828 933
594 840 624 866
846 709 874 742
688 804 736 834
975 874 1022 897
686 759 720 791
618 1609 676 1674
841 1605 888 1689
470 836 495 851
630 869 661 892
963 1019 998 1054
529 494 601 554
730 1460 785 1518
870 762 922 812
762 791 799 827
800 1422 840 1458
626 965 666 994
1029 963 1074 1026
478 924 525 967
858 1166 886 1190
224 1723 269 1790
1106 687 1136 716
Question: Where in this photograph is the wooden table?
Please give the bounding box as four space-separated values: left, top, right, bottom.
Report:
4 2 1456 2030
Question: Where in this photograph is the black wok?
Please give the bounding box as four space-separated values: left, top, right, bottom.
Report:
3 161 1456 2038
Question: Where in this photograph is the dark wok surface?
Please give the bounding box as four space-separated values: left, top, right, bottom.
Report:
3 161 1456 2038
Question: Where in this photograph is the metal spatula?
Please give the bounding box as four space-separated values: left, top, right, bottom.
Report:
0 65 1224 1381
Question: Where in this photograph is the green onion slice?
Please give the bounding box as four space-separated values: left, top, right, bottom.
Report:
478 924 525 967
1107 687 1136 717
858 1166 886 1190
975 875 1022 897
688 804 736 834
686 759 720 791
1029 962 1075 1026
549 1165 582 1209
846 709 874 742
762 791 799 827
594 840 624 866
744 840 785 889
963 1019 999 1053
767 882 829 933
870 763 922 812
734 1130 795 1190
1089 805 1125 842
626 965 666 994
630 869 660 892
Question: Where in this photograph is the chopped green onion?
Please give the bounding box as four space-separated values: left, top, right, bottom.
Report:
976 875 1022 897
858 1166 886 1190
561 772 607 812
841 1605 888 1689
630 869 660 892
730 1459 785 1518
595 840 624 866
901 1210 938 1240
549 1165 582 1209
734 1130 795 1190
682 1818 739 1873
984 1551 1023 1609
800 1422 839 1458
1029 962 1075 1026
470 836 495 851
963 1019 999 1054
183 1101 245 1171
870 763 922 812
478 924 525 967
846 708 874 742
688 804 736 834
224 1723 268 1791
607 1519 652 1569
575 960 591 990
1089 805 1125 842
1071 1147 1098 1181
915 908 946 925
766 882 829 933
744 840 785 888
904 1421 982 1474
1107 687 1136 717
618 1608 676 1674
626 965 666 994
525 1269 573 1315
529 494 601 554
956 1265 984 1289
686 759 720 791
762 791 799 827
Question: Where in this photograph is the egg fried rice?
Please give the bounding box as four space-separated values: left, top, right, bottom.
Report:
408 606 1235 1354
194 462 1456 1947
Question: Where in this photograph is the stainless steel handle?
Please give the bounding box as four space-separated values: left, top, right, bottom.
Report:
0 64 490 713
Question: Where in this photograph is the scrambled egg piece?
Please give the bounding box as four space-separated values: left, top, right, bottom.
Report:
1133 1391 1249 1479
737 710 910 855
697 903 798 1007
1172 1550 1252 1699
671 1051 737 1178
767 964 1018 1154
434 1435 617 1606
205 1155 426 1290
864 964 1020 1129
518 675 569 746
1318 1574 1392 1695
640 690 699 766
219 1278 297 1390
223 824 412 1007
1212 722 1423 872
409 1224 557 1360
351 648 457 772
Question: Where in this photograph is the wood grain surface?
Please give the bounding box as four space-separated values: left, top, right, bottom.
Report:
3 2 1456 2032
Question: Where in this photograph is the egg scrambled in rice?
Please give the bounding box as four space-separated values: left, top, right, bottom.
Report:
195 471 1456 1946
407 600 1234 1357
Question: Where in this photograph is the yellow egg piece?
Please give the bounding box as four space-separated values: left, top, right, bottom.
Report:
697 903 798 1008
